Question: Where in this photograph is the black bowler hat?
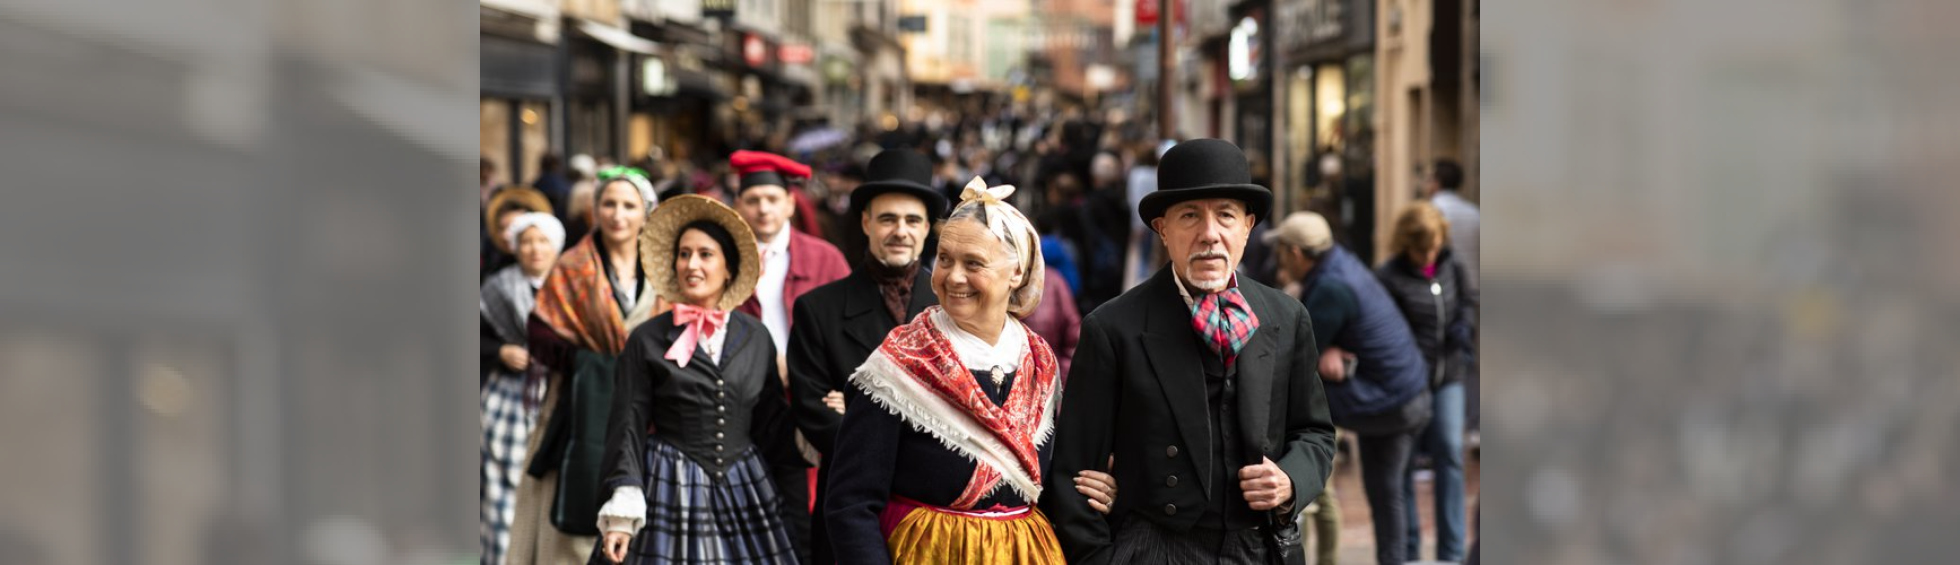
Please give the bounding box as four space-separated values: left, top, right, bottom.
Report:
1138 138 1273 229
850 149 949 218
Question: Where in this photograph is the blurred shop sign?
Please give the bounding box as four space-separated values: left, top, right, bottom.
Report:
704 0 735 21
1278 0 1369 58
780 43 815 65
743 33 769 67
1137 0 1159 25
898 15 928 33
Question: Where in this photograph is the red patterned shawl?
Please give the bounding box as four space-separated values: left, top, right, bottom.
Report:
849 307 1061 508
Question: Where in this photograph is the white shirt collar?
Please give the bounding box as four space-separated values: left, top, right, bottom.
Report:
762 227 792 256
930 308 1027 373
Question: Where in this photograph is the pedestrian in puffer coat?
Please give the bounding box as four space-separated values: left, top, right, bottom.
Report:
1374 201 1477 563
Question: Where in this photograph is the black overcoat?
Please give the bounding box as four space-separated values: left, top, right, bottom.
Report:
1038 267 1339 564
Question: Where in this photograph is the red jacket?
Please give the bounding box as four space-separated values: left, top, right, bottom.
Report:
739 229 851 334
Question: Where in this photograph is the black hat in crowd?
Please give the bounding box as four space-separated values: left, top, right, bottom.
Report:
849 149 949 218
1138 138 1273 229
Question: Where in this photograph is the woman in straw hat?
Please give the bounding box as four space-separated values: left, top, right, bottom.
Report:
481 211 567 565
509 167 665 565
591 195 805 564
825 177 1067 564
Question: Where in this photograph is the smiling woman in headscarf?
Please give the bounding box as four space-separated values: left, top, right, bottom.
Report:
509 166 667 565
590 195 805 565
824 177 1067 564
482 212 566 565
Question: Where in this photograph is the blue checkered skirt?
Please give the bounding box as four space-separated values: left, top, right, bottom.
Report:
595 436 800 564
481 373 540 565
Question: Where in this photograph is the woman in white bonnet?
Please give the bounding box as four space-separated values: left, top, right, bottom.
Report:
481 211 566 565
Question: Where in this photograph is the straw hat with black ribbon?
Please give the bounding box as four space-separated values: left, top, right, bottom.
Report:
638 194 763 312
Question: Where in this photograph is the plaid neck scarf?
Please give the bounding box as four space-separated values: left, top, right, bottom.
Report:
1190 286 1261 367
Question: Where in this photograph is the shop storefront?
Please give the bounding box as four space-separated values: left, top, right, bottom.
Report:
630 19 728 165
1277 0 1377 261
1228 7 1271 185
481 10 560 188
725 29 789 147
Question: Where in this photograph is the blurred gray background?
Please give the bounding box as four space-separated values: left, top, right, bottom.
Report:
0 0 476 564
0 0 1953 564
1480 0 1960 563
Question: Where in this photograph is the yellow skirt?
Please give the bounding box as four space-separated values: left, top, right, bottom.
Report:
885 502 1066 565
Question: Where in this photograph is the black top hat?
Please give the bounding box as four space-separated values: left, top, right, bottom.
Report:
1138 138 1273 229
850 149 949 218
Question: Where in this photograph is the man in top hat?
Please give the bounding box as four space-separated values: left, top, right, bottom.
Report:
785 148 947 563
1040 138 1337 563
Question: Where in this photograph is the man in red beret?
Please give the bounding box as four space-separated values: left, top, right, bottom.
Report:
728 149 850 560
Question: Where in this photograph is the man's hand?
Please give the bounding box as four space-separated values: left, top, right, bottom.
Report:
499 344 530 372
602 531 632 563
1239 456 1293 511
823 390 846 414
1318 346 1351 382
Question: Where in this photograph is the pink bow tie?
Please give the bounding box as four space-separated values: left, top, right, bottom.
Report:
665 303 728 368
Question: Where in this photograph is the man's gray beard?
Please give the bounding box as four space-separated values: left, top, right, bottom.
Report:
1185 251 1233 291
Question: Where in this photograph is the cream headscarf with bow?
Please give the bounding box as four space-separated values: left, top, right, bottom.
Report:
947 176 1045 319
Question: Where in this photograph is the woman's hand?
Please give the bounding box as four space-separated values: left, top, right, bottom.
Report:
1075 455 1117 514
602 531 632 563
823 390 847 415
499 344 531 372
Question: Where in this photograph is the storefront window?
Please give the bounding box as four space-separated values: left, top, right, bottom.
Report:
481 98 511 187
569 100 613 163
1343 54 1374 153
518 100 551 186
1314 62 1346 148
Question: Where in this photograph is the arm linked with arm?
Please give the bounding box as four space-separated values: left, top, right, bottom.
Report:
787 297 845 455
822 387 902 565
1037 319 1119 565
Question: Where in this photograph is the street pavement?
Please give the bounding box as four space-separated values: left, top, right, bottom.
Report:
1314 439 1481 565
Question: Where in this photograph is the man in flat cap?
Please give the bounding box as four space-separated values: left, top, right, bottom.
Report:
1041 138 1336 564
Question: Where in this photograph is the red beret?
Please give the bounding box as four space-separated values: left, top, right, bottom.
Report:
729 150 811 180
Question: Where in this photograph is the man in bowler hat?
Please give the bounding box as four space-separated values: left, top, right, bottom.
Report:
1040 138 1337 563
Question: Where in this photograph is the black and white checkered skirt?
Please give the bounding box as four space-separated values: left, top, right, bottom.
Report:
481 373 539 565
595 436 800 564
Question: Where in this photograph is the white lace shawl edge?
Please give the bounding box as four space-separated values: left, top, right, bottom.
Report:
847 349 1059 503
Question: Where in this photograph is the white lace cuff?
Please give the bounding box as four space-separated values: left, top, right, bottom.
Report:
596 486 646 534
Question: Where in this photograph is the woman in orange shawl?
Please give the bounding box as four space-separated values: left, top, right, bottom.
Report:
507 167 668 565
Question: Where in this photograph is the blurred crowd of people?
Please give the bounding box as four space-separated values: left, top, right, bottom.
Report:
478 112 1480 564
